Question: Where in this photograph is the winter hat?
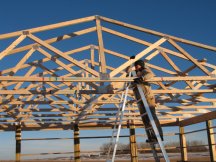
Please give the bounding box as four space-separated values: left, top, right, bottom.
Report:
134 60 145 68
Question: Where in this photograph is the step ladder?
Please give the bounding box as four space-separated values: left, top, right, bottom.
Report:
106 71 133 162
135 83 170 162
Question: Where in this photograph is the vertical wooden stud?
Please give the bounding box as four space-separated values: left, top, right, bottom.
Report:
179 126 188 162
15 123 21 162
74 124 81 162
206 120 216 162
129 120 138 162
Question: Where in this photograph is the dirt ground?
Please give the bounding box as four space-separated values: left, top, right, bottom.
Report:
0 157 211 162
1 152 211 162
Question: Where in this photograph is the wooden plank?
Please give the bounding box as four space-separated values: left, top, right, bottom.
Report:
9 28 95 56
146 62 177 75
12 48 35 74
110 37 167 77
0 120 178 131
96 17 106 73
0 88 215 95
100 16 216 52
179 126 188 161
27 33 99 77
129 120 138 162
179 111 216 127
0 35 26 60
168 39 211 75
15 124 21 162
1 66 37 118
0 16 95 40
102 27 187 60
160 105 216 110
90 46 95 69
0 100 121 105
160 50 181 72
153 89 215 94
37 47 77 74
74 124 81 162
0 75 216 82
0 45 91 76
206 120 216 162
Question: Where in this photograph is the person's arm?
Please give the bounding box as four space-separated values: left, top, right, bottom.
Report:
142 67 154 81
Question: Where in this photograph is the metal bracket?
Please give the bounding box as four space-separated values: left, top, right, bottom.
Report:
96 85 114 94
100 73 110 80
157 48 163 53
95 15 100 20
22 30 30 35
163 35 170 40
32 44 39 50
211 73 216 78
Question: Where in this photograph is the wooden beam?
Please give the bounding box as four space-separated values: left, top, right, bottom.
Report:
206 120 216 162
0 16 95 40
0 35 26 60
153 89 215 94
110 37 167 77
9 27 95 56
12 48 35 74
37 47 77 74
74 124 81 162
93 45 130 60
168 39 211 75
15 124 21 162
96 16 106 73
179 111 216 127
27 33 100 77
0 100 121 105
0 45 91 76
100 16 216 52
0 120 177 131
129 120 138 162
102 27 187 60
147 62 178 75
90 46 95 69
179 126 188 162
0 88 215 95
0 75 216 82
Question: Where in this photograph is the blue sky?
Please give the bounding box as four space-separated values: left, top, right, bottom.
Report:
0 0 216 160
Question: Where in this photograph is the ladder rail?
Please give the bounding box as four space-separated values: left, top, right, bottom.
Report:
106 91 125 159
137 84 170 162
106 72 132 162
111 83 130 162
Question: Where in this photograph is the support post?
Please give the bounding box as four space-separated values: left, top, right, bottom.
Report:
129 120 138 162
179 126 188 162
95 16 107 73
15 123 21 162
206 120 216 162
74 124 81 162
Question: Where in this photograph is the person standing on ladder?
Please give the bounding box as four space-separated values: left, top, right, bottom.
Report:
132 59 164 142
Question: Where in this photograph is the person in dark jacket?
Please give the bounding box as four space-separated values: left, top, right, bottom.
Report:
133 59 164 142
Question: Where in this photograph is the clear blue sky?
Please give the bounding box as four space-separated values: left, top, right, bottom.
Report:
0 0 216 160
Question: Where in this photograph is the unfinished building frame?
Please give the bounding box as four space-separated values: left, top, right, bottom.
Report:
0 15 216 161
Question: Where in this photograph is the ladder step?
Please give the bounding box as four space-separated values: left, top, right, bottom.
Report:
158 156 164 159
140 112 148 117
145 126 153 130
147 140 158 145
136 98 142 103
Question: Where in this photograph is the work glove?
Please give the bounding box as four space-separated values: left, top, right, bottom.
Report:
133 77 144 84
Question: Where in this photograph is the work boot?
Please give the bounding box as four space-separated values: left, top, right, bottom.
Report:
146 138 157 143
